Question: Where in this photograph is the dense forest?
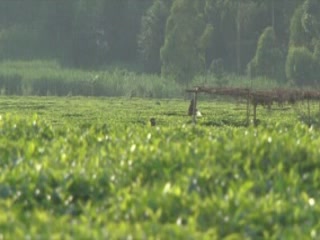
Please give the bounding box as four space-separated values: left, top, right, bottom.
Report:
0 0 319 86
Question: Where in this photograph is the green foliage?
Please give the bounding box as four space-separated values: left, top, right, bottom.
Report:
314 40 320 62
290 5 308 47
0 74 22 95
0 0 151 68
209 58 225 78
301 0 320 39
0 0 314 80
69 0 102 67
1 0 319 83
138 0 171 73
160 0 207 84
0 61 181 98
247 27 285 81
0 96 320 238
287 1 320 86
285 46 319 86
98 0 151 64
289 1 320 49
198 24 214 53
0 25 43 60
0 60 291 97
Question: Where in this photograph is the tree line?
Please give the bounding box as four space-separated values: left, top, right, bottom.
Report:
0 0 319 86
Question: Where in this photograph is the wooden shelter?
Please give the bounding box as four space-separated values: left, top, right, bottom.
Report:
186 86 320 125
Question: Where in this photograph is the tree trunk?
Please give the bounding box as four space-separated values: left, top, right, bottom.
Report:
271 0 275 29
236 0 241 74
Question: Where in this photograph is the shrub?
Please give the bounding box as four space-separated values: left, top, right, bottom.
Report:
285 46 319 86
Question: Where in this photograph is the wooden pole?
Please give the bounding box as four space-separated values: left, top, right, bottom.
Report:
308 99 311 126
192 91 198 124
271 0 275 29
253 102 257 126
246 90 250 125
236 0 241 74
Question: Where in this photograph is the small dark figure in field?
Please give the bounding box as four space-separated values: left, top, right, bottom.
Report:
150 118 156 126
188 99 202 117
188 99 195 116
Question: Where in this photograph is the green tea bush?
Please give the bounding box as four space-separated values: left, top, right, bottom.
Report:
1 111 320 239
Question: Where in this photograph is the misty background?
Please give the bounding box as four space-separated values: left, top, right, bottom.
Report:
0 0 319 97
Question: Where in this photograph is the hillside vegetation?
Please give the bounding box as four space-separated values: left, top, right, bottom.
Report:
0 0 319 88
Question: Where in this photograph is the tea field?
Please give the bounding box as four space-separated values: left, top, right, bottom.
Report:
0 96 320 239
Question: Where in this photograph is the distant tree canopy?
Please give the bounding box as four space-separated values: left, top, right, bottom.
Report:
0 0 319 86
160 0 210 84
0 0 151 67
286 0 320 85
248 26 285 81
138 0 171 73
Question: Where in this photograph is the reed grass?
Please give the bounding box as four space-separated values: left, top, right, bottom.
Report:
0 60 287 97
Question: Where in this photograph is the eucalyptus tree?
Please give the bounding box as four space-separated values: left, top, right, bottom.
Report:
288 0 320 53
70 0 102 67
97 0 151 64
138 0 171 73
248 26 285 80
286 0 320 85
301 0 320 40
204 0 269 74
160 0 212 84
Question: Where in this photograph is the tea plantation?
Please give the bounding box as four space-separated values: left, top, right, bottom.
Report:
0 97 320 239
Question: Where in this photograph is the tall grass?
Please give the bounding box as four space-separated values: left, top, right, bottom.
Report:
0 60 181 97
0 60 287 97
